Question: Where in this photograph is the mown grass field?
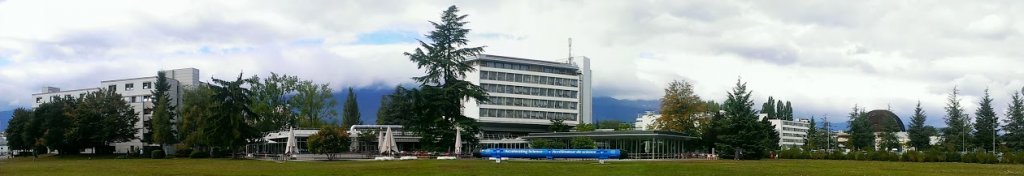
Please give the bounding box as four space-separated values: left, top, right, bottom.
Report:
1 154 1022 176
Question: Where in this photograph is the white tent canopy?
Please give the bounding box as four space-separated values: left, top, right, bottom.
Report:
284 127 298 156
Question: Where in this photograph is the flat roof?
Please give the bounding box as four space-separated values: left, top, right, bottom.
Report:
100 76 157 83
523 131 699 139
31 87 101 96
470 54 580 70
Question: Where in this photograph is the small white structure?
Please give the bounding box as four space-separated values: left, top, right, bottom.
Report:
634 111 661 131
284 128 298 157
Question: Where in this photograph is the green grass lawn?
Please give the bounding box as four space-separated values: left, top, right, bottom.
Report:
1 155 1022 176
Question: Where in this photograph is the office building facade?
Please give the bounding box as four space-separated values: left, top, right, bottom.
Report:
463 54 592 147
31 68 200 153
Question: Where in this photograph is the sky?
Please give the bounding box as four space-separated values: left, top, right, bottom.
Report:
1 0 1023 128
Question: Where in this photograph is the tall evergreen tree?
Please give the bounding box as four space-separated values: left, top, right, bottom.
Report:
401 5 488 151
942 87 972 152
210 73 261 158
151 71 176 150
784 101 793 120
848 104 874 151
342 87 362 129
805 117 818 150
377 85 412 126
907 101 932 151
715 79 777 159
973 88 998 152
376 94 390 125
761 96 775 119
1003 91 1024 150
776 100 785 120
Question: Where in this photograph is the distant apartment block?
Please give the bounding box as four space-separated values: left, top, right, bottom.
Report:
31 68 200 153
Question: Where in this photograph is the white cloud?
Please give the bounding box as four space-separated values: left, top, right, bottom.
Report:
1 0 1024 127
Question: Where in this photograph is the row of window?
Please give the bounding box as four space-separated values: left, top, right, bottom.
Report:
782 133 806 138
481 83 578 99
482 96 578 110
782 139 803 143
482 61 577 75
108 82 154 91
783 121 808 127
36 94 153 103
783 127 808 133
479 108 577 121
480 71 579 88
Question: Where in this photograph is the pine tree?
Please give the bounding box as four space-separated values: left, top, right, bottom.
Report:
716 79 776 159
342 87 362 129
942 87 972 152
1003 91 1024 150
973 88 998 152
376 94 390 125
907 101 932 151
151 71 176 149
402 5 488 151
805 117 818 150
848 104 875 151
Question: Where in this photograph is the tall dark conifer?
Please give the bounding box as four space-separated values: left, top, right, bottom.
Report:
973 88 998 152
151 71 176 149
907 101 932 151
716 79 776 159
401 5 488 151
942 87 972 152
341 87 362 129
1003 91 1024 150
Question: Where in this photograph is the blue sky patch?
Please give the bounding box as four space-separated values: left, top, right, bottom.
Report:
352 30 421 45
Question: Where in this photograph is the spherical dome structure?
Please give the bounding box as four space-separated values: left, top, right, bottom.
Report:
866 109 905 132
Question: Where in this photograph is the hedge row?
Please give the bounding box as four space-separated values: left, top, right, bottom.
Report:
777 148 1024 164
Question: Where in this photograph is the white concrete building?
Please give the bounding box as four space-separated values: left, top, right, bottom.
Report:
634 111 661 131
768 118 811 149
30 68 200 153
463 54 592 147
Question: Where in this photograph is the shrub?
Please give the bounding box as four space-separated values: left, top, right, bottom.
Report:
151 150 166 159
176 148 193 158
190 150 209 158
946 152 961 163
962 152 976 163
900 151 911 162
830 151 845 160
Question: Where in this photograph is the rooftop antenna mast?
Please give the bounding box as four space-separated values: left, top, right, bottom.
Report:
567 38 573 63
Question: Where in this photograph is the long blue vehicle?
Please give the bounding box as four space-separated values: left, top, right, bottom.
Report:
480 148 621 159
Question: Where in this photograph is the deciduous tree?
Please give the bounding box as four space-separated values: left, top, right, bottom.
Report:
654 80 706 136
306 125 349 160
292 81 338 128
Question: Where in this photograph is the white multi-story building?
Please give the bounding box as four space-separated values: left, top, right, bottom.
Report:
463 54 592 147
31 68 200 153
634 111 661 131
769 118 811 149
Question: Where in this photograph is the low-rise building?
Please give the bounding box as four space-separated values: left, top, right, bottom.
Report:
768 118 810 149
634 111 660 131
